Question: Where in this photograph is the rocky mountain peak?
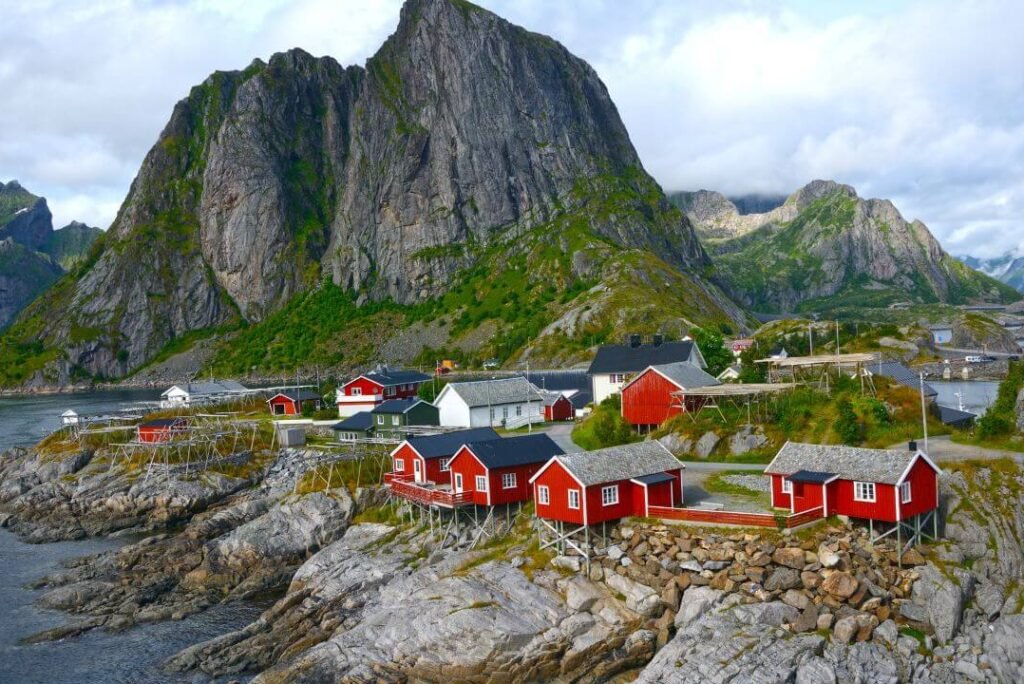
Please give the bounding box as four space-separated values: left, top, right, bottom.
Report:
786 179 857 209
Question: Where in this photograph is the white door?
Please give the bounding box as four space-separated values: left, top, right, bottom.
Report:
414 459 423 483
454 473 464 493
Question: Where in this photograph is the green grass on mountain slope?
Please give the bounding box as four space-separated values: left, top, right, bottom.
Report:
0 184 39 227
713 192 1019 313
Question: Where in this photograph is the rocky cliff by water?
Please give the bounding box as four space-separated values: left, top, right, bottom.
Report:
0 0 744 387
677 180 1019 313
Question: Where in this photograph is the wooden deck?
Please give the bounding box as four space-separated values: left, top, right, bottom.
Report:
647 505 824 529
385 473 471 508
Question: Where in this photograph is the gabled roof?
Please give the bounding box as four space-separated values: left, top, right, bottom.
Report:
523 370 589 393
936 405 976 427
539 390 571 407
765 441 939 485
550 441 682 487
624 361 720 392
161 380 248 397
587 341 701 374
437 377 543 408
347 367 430 388
568 391 593 409
140 418 186 429
462 434 564 469
269 389 321 403
332 412 374 432
371 398 427 414
874 362 937 398
405 427 501 460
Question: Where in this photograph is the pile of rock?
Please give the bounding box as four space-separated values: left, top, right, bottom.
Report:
591 521 925 645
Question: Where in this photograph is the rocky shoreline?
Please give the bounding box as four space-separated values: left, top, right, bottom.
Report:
3 442 1024 682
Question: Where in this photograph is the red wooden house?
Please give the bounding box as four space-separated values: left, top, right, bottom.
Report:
530 441 684 526
335 366 431 417
137 418 187 443
267 389 323 416
540 391 574 422
388 427 500 485
448 433 564 506
765 441 941 524
620 362 720 428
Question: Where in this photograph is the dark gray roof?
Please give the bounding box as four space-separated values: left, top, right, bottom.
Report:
539 390 571 407
633 472 675 485
464 434 564 469
360 368 431 387
271 389 321 402
765 442 932 485
521 370 589 393
557 441 682 486
441 377 543 408
936 405 976 427
646 362 720 389
587 341 701 374
568 391 592 409
405 428 501 460
372 398 424 414
788 470 837 484
875 362 937 398
332 412 374 432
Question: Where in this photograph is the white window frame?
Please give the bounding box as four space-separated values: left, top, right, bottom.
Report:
538 485 550 505
475 475 488 492
391 415 400 425
440 457 451 472
516 405 522 417
601 485 619 506
568 489 580 510
377 415 384 425
394 458 404 472
502 473 517 489
781 477 792 494
854 481 876 502
454 473 464 492
351 387 362 396
900 481 912 504
502 406 509 419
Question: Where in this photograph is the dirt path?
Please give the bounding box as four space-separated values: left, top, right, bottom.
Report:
899 435 1024 464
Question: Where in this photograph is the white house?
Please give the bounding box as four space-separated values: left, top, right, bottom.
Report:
587 337 707 405
160 380 250 408
434 377 544 428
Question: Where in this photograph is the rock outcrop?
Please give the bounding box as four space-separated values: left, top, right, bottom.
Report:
681 180 1019 313
0 0 744 385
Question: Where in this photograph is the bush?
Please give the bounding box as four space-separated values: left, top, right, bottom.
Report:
835 399 864 445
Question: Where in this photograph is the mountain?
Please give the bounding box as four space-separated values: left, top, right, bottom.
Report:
667 190 787 239
960 253 1024 292
0 181 100 330
0 0 745 386
679 180 1020 313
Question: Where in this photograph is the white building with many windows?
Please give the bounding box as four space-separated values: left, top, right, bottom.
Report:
433 377 544 428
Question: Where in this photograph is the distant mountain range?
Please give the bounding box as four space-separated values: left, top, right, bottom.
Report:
959 253 1024 292
670 182 1019 314
0 181 102 329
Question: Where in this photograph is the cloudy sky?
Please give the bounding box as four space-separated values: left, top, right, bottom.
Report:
2 0 1022 257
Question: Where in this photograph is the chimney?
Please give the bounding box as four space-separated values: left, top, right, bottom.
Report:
908 440 917 452
652 334 663 347
629 334 642 348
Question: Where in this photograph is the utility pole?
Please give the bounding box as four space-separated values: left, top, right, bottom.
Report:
808 323 814 356
919 373 929 454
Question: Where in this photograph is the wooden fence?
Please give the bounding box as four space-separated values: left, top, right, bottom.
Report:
387 477 471 508
647 505 824 529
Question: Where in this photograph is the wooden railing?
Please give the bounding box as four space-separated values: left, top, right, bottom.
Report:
387 477 471 508
647 505 824 529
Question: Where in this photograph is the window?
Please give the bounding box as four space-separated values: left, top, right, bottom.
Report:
601 485 619 506
781 478 792 494
394 458 404 472
502 406 509 419
391 415 400 426
502 473 517 489
568 489 580 509
377 415 384 425
385 386 395 396
351 387 362 396
854 481 876 502
475 475 488 492
454 473 463 492
900 481 912 504
440 458 451 472
610 373 625 384
516 405 522 417
490 407 496 421
538 485 550 505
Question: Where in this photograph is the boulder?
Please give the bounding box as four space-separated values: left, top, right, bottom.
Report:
795 657 838 684
764 567 801 592
910 563 975 644
821 571 859 600
772 547 806 569
565 577 604 612
675 587 725 628
782 589 812 611
605 572 661 617
817 544 841 569
694 432 721 459
833 615 859 645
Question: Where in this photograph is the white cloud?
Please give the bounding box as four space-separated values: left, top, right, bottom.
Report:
1 0 1022 257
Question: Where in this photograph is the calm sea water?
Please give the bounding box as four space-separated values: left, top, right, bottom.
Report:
0 390 265 683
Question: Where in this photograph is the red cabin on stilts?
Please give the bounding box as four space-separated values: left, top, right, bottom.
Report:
448 434 564 506
620 362 720 428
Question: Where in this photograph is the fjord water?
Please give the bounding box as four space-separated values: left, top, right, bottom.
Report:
0 390 264 683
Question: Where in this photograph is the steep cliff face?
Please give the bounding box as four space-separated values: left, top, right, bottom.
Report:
0 0 734 385
685 180 1019 313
